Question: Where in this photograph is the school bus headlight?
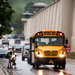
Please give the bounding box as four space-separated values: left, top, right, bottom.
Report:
37 54 43 58
35 52 43 58
59 54 65 57
59 52 66 58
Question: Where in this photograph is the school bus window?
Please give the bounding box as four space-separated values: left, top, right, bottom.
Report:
51 38 57 41
35 38 40 45
35 37 64 46
41 38 49 45
50 38 64 45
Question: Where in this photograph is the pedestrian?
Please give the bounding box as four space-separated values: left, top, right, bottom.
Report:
12 47 15 55
6 47 15 69
12 53 17 69
6 50 12 69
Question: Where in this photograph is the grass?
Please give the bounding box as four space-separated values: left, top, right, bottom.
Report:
66 52 75 59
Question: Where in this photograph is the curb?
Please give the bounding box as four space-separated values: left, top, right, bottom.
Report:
2 67 9 75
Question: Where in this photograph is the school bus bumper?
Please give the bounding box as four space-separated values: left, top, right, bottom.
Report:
35 57 66 65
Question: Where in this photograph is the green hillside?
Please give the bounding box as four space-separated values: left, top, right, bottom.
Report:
9 0 56 12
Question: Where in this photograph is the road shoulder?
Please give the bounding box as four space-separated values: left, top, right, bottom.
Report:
0 63 9 75
66 58 75 62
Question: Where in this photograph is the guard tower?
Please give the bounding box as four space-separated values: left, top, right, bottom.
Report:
33 2 47 12
21 11 33 22
21 11 33 39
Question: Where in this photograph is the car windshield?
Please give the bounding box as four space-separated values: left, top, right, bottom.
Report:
24 45 30 51
14 45 23 48
35 37 64 46
2 39 8 42
16 40 20 41
0 45 3 48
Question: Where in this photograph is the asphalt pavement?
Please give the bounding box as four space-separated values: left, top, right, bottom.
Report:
0 54 75 75
0 64 5 75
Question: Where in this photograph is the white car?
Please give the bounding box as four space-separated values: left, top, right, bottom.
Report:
0 45 8 57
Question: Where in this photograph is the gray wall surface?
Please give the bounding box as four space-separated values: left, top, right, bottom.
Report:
71 0 75 52
23 0 75 52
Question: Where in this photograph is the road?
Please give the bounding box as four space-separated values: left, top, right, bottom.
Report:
0 53 75 75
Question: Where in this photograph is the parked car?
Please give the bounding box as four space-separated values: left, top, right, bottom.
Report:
8 45 13 50
12 35 18 39
22 43 30 61
14 39 21 44
0 45 8 57
2 39 9 45
14 44 23 53
20 36 25 41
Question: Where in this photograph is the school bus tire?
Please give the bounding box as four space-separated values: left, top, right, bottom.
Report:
22 57 25 61
32 64 35 68
57 64 62 69
58 59 66 69
36 65 39 68
61 64 65 69
54 64 57 69
27 58 30 64
61 58 66 69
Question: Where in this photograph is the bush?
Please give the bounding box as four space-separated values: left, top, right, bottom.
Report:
67 52 75 59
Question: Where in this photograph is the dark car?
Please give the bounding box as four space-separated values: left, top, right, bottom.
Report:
20 37 25 41
14 39 21 44
2 39 9 45
12 35 18 39
22 43 30 61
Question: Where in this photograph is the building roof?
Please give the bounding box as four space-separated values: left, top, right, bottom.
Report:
21 11 33 16
34 2 47 7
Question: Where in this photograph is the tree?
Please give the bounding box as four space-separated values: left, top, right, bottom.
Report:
24 1 34 13
0 0 14 36
10 11 24 35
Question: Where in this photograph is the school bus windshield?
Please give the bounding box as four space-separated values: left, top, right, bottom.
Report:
35 37 64 46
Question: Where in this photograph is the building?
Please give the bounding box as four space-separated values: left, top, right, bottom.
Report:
21 11 33 38
33 2 47 12
22 0 75 52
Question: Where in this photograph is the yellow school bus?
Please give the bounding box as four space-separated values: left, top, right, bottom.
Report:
29 30 68 69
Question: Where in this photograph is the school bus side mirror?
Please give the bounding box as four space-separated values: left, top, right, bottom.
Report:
35 45 38 48
66 39 68 44
33 38 35 43
34 41 37 48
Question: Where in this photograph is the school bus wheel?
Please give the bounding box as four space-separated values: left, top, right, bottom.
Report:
58 63 65 69
54 64 57 69
36 65 39 68
62 64 65 69
32 64 35 68
22 57 25 61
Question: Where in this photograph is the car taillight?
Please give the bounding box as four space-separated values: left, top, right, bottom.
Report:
14 40 16 43
25 43 30 45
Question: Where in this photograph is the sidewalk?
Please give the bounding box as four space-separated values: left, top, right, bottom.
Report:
66 58 75 62
0 63 9 75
